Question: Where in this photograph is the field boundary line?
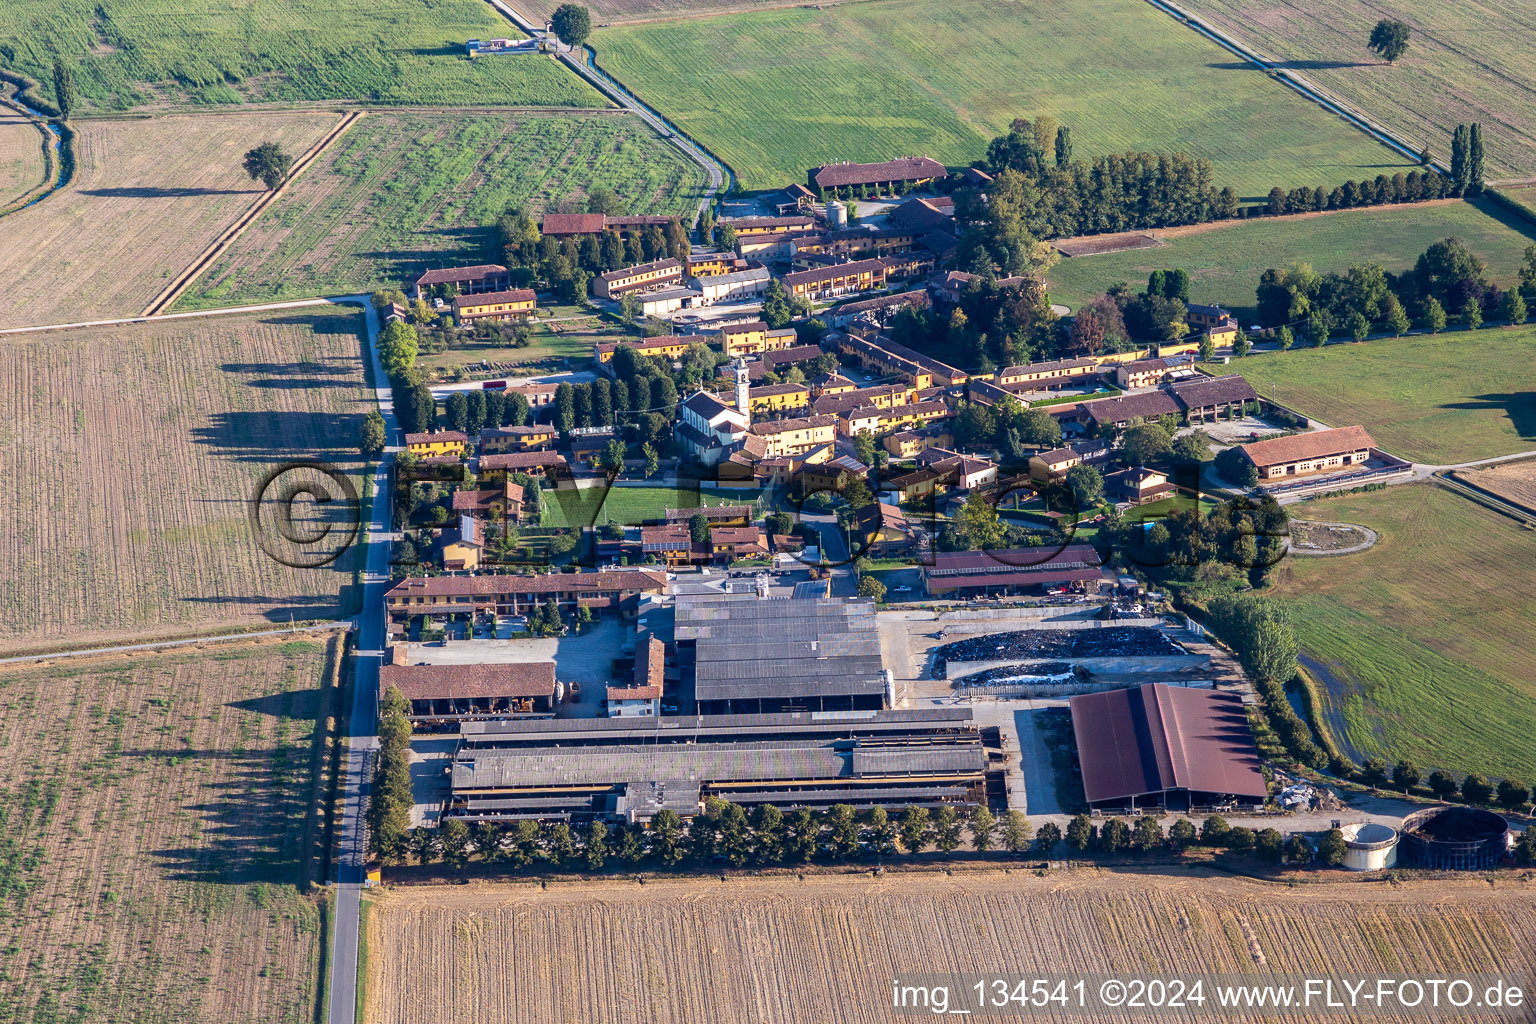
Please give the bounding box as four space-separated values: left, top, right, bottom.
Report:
1433 472 1536 527
140 109 365 316
1143 0 1442 173
0 619 353 666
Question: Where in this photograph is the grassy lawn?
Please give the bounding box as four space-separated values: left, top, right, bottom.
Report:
1210 326 1536 464
1179 0 1536 177
178 111 706 308
1046 198 1536 319
542 484 755 528
419 314 634 377
593 0 1413 194
0 0 600 111
1272 484 1536 781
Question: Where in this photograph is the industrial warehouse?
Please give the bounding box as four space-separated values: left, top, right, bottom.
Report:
446 708 998 822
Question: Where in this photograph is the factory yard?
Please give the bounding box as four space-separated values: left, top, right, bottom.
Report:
364 869 1536 1024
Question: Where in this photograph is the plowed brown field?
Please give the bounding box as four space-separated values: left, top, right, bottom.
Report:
0 307 368 653
0 110 48 210
0 636 341 1023
364 869 1536 1023
0 111 337 329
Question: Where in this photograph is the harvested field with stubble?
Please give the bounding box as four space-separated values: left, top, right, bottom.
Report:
0 110 48 209
0 636 340 1024
1179 0 1536 176
178 110 708 308
364 870 1536 1024
1456 459 1536 514
0 111 338 329
0 307 368 653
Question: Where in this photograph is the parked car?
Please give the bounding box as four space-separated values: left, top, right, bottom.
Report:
661 704 678 714
894 585 912 593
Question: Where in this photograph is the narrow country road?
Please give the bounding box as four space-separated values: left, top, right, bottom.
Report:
327 296 398 1024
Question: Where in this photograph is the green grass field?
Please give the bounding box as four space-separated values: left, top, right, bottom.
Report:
177 111 706 308
1179 0 1536 177
1275 485 1536 781
543 484 754 528
1046 198 1536 319
0 0 600 111
1212 326 1536 464
593 0 1413 194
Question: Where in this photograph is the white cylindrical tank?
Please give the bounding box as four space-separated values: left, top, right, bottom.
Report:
826 200 847 228
1340 822 1399 871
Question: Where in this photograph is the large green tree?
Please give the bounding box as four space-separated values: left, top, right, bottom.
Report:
549 3 592 48
1367 18 1411 63
242 141 293 190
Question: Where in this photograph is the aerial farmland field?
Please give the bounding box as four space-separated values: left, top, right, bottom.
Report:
0 110 48 210
364 870 1536 1024
1045 198 1536 319
178 111 708 308
1274 484 1536 781
1211 325 1536 465
0 0 601 111
0 636 340 1024
592 0 1415 193
0 307 369 653
0 111 339 329
1178 0 1536 177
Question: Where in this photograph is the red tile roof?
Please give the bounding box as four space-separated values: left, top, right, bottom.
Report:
811 156 947 188
540 212 606 235
380 662 555 701
1238 425 1375 468
415 264 508 287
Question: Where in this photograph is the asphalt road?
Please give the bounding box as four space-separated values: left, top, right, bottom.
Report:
326 298 398 1024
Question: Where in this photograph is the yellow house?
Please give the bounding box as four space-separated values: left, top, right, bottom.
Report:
441 516 484 571
749 415 837 458
883 429 953 459
594 336 694 364
453 289 536 325
480 425 556 453
406 430 469 458
718 323 799 357
723 382 811 415
781 258 888 301
594 258 683 299
810 373 857 398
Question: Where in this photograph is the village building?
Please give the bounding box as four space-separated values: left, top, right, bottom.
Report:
384 569 667 630
826 288 932 328
1237 425 1376 480
1168 374 1258 421
1114 354 1196 389
675 362 752 467
441 515 486 571
479 425 555 453
685 252 748 278
825 329 967 388
505 381 558 409
717 321 799 357
607 635 665 717
479 450 568 481
637 286 696 318
809 372 858 398
1075 390 1182 433
380 657 558 724
930 270 1029 305
795 454 868 498
406 431 468 458
748 414 838 458
923 543 1106 598
694 266 771 305
711 381 811 416
720 214 817 237
452 288 536 324
594 335 694 365
809 156 947 194
539 212 673 240
1105 465 1175 505
996 357 1102 391
451 480 528 523
414 264 511 299
594 257 684 299
1027 439 1112 483
886 195 955 234
883 427 954 459
781 259 889 301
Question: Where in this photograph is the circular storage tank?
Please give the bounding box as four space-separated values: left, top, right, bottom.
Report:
1399 806 1508 870
1340 821 1399 871
826 200 847 228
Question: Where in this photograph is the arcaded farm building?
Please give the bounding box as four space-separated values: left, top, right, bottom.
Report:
594 257 684 299
379 660 557 724
539 212 673 239
384 569 666 626
809 156 947 193
923 544 1106 597
1070 683 1267 812
414 264 511 298
445 708 991 822
1237 425 1376 480
675 594 887 714
782 259 889 301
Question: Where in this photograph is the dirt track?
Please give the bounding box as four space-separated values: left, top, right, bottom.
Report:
365 868 1536 1023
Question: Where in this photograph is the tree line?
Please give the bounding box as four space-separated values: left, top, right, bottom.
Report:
498 198 690 303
